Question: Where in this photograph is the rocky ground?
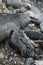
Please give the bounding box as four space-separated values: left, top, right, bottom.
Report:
0 0 43 65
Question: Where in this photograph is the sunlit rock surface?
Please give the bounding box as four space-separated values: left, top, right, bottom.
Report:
35 60 43 65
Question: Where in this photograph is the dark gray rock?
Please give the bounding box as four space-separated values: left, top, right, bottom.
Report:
35 0 43 3
38 54 43 60
10 30 35 58
24 58 35 65
40 23 43 32
5 0 31 9
27 0 43 23
0 14 36 57
30 16 40 25
25 30 43 40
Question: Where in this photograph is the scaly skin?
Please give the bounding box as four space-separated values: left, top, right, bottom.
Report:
0 22 19 41
0 13 35 58
6 30 35 58
0 1 42 57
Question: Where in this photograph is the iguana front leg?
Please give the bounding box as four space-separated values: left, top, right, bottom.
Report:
0 22 19 41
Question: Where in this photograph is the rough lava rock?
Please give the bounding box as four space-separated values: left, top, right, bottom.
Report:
5 0 31 9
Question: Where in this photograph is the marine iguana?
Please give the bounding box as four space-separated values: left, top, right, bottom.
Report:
0 13 29 42
0 13 35 58
0 13 40 41
0 22 35 58
0 0 43 58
